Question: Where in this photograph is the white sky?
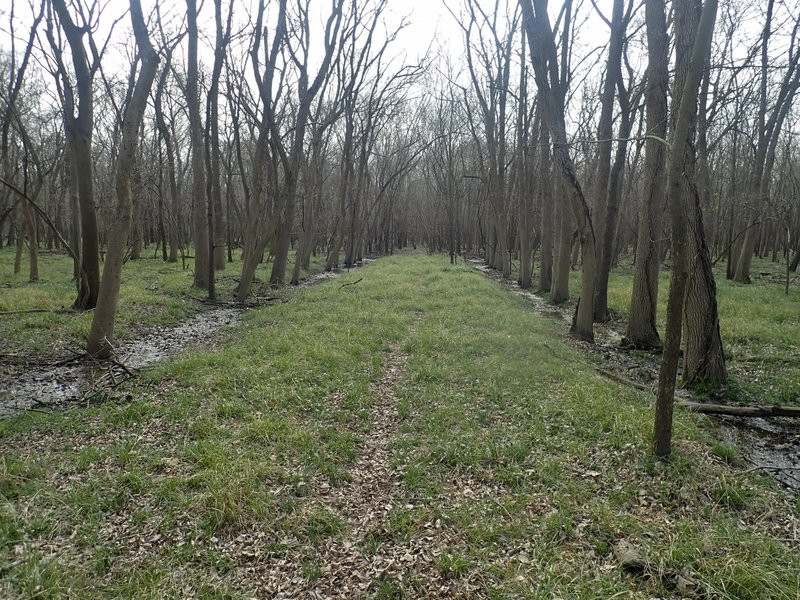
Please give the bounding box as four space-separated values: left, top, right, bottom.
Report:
0 0 608 66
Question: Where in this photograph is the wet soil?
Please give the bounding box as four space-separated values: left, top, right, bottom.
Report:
467 258 800 492
0 307 243 418
0 263 368 419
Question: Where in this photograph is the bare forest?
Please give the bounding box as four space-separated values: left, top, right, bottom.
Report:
2 0 800 597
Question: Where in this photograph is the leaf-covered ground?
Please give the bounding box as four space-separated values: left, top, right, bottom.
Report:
1 254 798 598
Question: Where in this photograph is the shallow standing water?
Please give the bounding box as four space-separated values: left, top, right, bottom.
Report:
0 307 243 418
716 416 800 490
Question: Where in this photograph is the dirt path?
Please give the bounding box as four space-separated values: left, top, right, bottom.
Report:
266 349 409 597
228 349 483 598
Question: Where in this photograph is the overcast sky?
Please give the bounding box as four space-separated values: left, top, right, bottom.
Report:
0 0 611 64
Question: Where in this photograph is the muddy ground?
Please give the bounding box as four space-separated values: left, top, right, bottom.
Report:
0 264 365 418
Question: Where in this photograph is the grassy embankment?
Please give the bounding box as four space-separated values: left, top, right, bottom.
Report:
1 253 798 598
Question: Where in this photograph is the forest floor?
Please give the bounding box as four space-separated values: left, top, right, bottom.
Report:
468 259 800 491
0 249 331 357
1 253 799 598
0 251 348 417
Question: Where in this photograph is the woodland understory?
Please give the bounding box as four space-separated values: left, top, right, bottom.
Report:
1 254 800 599
1 0 800 596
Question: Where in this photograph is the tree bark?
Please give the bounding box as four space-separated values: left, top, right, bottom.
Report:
653 0 717 459
187 0 209 290
87 0 159 357
627 0 669 349
591 0 625 322
538 126 554 293
551 172 571 302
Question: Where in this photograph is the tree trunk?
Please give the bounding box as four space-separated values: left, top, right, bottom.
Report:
683 61 727 387
187 0 209 289
627 0 669 348
538 127 554 293
22 199 38 281
517 40 533 289
154 50 181 264
65 140 82 281
683 185 727 385
13 223 22 274
653 0 717 459
51 0 101 310
87 0 159 357
270 187 296 285
591 0 625 322
551 174 571 303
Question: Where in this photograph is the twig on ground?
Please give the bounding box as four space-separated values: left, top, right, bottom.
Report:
340 277 363 289
739 465 800 475
0 308 74 316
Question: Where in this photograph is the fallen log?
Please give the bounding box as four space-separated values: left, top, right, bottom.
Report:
596 369 800 418
678 401 800 418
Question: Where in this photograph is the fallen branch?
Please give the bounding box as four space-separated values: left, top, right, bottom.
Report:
679 401 800 418
0 308 73 316
734 354 798 364
597 369 652 391
0 176 81 265
739 465 800 475
340 277 363 289
597 369 800 418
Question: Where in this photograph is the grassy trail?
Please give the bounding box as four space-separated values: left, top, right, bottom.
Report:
1 254 798 599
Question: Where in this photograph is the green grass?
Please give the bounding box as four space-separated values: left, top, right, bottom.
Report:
1 253 798 598
0 246 328 355
563 257 800 405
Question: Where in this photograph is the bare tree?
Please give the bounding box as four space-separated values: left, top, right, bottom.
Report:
237 0 345 300
653 0 718 459
48 0 105 309
186 0 209 290
733 2 800 283
1 0 46 282
591 0 632 323
626 0 669 348
87 0 160 356
520 0 596 341
453 0 518 279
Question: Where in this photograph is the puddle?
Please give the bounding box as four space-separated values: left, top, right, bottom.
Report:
468 257 800 492
0 262 371 418
298 270 344 288
716 417 800 490
0 307 243 418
